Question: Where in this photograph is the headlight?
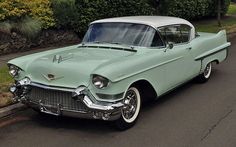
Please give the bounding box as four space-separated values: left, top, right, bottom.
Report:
92 75 110 89
9 65 21 77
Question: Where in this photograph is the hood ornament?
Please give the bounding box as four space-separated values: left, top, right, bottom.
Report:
42 73 64 81
53 55 63 63
53 53 74 63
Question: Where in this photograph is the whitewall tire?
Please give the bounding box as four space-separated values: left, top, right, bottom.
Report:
115 87 141 130
196 62 212 83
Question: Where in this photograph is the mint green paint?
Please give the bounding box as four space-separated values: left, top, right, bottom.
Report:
8 30 230 102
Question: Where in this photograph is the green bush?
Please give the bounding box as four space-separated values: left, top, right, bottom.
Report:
0 17 42 39
52 0 156 35
159 0 231 20
0 0 55 29
207 0 231 16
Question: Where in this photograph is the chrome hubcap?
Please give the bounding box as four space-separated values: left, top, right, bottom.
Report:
204 63 211 78
122 90 137 120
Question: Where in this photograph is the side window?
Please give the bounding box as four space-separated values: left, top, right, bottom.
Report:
180 25 191 43
158 24 192 44
159 25 182 44
151 31 164 47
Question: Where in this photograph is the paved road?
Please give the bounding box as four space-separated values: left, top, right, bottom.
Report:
0 38 236 147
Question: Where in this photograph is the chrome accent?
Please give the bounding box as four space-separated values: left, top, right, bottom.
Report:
53 55 63 63
83 95 123 111
39 100 61 116
73 86 124 111
30 82 75 92
28 86 88 111
122 89 137 120
53 53 74 63
8 64 20 78
204 63 212 78
10 79 124 121
41 73 64 81
18 77 31 85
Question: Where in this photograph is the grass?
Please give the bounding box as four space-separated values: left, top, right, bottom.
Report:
0 65 14 108
193 2 236 33
228 2 236 15
193 16 236 33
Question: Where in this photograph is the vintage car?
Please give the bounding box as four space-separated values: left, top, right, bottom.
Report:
8 16 231 130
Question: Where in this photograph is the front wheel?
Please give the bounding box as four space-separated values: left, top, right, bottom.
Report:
115 87 141 130
196 62 212 83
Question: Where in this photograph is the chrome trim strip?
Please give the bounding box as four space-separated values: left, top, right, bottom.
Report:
195 47 228 61
30 82 75 92
194 42 230 61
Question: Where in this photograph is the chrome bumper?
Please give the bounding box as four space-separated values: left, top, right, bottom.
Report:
10 78 124 121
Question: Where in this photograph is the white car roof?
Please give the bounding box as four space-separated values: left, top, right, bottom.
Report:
91 16 195 40
91 16 194 29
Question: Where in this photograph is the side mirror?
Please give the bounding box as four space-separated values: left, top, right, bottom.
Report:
167 42 174 49
164 42 174 52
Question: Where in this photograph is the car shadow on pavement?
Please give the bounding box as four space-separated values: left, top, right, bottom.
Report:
29 111 116 132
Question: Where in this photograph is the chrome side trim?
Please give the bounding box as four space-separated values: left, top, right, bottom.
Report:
195 42 230 61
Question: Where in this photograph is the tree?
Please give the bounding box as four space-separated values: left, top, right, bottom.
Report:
217 0 222 27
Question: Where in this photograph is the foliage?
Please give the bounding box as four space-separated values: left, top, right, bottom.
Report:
51 0 78 30
193 15 236 33
207 0 231 17
159 0 231 20
0 66 14 108
0 17 42 39
52 0 156 34
0 0 55 29
227 2 236 15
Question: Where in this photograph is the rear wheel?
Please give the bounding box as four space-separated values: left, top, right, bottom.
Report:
196 62 212 83
115 87 141 130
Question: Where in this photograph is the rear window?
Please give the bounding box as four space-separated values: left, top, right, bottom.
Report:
158 24 191 44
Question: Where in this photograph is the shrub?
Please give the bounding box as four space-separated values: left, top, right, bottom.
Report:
0 17 42 39
0 0 55 29
0 0 28 21
207 0 231 16
159 0 231 20
51 0 78 30
52 0 156 35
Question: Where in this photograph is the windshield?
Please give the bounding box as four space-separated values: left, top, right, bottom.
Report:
82 23 162 47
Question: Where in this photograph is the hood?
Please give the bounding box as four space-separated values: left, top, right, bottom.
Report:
8 45 136 88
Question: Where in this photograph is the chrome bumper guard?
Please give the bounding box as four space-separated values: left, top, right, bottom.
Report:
10 78 124 121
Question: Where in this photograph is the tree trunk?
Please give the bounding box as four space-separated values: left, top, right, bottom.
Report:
217 0 222 27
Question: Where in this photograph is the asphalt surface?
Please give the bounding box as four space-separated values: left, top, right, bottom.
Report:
0 37 236 147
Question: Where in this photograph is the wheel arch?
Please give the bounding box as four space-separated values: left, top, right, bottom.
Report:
127 79 158 102
200 58 219 74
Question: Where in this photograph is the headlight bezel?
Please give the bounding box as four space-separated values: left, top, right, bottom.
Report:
8 64 21 78
92 74 110 89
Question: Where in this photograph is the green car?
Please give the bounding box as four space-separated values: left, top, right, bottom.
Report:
8 16 231 130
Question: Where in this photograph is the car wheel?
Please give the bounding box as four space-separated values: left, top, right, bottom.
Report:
115 87 141 130
196 62 212 83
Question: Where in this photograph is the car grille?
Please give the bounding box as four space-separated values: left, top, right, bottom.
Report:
28 86 88 111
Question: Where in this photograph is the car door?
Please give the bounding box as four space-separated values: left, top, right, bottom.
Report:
158 25 196 90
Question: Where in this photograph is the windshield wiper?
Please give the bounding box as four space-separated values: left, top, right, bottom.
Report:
93 41 135 49
82 41 136 52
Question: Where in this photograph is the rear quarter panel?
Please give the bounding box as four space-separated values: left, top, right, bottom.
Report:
191 30 230 72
